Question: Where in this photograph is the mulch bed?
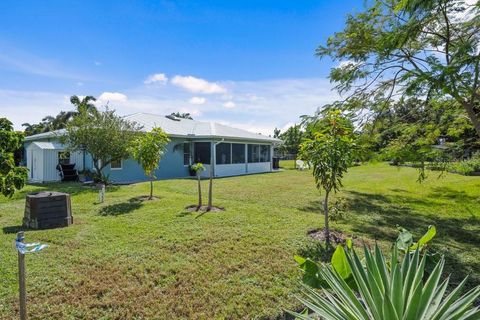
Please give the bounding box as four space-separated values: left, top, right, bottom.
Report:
185 205 225 212
308 228 372 247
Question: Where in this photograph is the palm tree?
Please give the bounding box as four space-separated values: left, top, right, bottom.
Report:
170 112 193 120
22 122 44 136
22 96 96 137
70 95 98 116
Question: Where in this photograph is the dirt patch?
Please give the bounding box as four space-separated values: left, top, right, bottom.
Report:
308 228 371 247
185 205 225 212
132 195 160 201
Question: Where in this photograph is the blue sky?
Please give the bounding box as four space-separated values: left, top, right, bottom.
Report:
0 0 361 133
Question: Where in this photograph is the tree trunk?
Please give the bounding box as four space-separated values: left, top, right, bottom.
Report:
149 178 153 200
93 159 104 183
323 190 330 245
207 176 213 211
293 154 297 169
197 174 202 209
461 101 480 138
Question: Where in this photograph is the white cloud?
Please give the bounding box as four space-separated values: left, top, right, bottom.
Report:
144 73 168 85
98 92 128 102
171 75 226 94
189 96 206 105
223 101 236 108
3 77 338 137
94 61 102 66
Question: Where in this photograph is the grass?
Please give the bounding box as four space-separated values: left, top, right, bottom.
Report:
0 162 479 319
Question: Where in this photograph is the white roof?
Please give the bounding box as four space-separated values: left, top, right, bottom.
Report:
124 113 280 142
25 113 281 143
24 129 66 141
31 141 66 150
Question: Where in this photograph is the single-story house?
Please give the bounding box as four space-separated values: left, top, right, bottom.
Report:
24 113 281 183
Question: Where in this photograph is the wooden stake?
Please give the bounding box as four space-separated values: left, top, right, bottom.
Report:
17 231 27 320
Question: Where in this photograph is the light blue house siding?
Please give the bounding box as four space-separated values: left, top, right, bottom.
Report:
104 139 189 183
23 113 282 183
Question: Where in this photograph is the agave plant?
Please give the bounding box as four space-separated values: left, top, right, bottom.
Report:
290 245 480 320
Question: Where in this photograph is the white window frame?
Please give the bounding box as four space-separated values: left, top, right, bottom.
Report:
110 159 123 170
183 142 191 167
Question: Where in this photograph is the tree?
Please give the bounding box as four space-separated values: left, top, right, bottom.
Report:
291 242 480 319
273 127 281 138
70 95 98 117
22 95 97 136
22 111 76 136
299 110 355 245
317 0 480 137
170 112 193 120
129 127 170 200
0 118 28 197
22 96 98 136
354 96 478 179
279 125 303 168
190 163 205 209
63 109 142 182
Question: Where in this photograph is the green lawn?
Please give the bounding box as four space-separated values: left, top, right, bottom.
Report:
1 163 479 319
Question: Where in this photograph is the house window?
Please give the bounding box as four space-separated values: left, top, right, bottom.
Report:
58 152 70 165
260 145 270 162
232 143 245 164
248 144 260 163
110 159 122 170
183 143 191 166
194 142 211 164
216 143 231 165
248 144 270 163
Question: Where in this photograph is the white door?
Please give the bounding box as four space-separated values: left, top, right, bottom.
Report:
30 149 41 181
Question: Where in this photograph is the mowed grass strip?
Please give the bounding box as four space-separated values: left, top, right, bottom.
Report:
0 163 479 319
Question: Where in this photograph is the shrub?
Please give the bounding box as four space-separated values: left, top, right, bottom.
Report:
447 154 480 175
290 245 480 320
290 227 480 319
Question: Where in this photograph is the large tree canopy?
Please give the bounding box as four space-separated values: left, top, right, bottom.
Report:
63 109 142 182
0 118 28 197
362 97 477 160
318 0 480 136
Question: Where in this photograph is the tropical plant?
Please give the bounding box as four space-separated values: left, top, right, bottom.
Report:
0 118 28 197
317 0 480 138
63 109 142 182
22 95 98 136
295 226 438 290
299 110 355 244
70 95 98 117
190 163 205 209
273 127 281 139
129 127 170 199
290 243 480 320
22 111 76 136
170 112 193 120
